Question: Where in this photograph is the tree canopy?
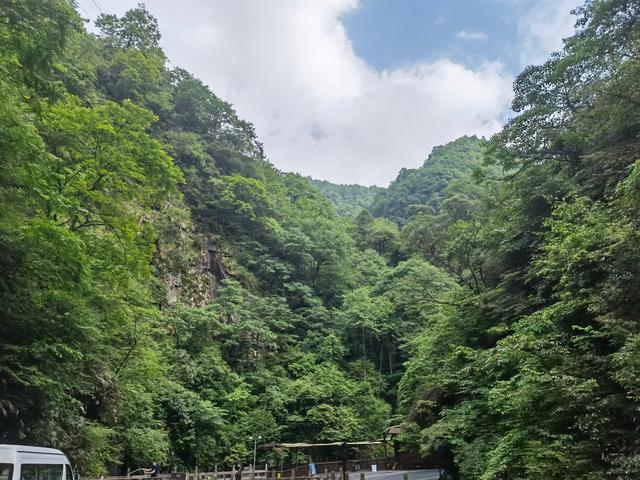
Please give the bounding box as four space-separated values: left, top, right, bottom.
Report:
2 1 640 479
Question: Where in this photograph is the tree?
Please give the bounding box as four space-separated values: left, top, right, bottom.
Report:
95 4 162 51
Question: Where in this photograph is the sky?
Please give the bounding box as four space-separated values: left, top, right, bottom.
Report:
76 0 582 186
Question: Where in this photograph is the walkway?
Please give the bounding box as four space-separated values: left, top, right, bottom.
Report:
347 470 440 480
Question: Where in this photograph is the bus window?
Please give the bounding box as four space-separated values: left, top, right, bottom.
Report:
20 465 63 480
1 464 13 480
64 466 72 480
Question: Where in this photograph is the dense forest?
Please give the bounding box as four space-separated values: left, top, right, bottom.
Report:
308 179 384 217
370 136 484 225
1 1 640 479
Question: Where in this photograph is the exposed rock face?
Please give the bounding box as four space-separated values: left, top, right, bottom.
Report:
198 233 229 300
153 208 229 307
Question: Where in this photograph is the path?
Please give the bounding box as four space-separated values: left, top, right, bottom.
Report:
347 470 440 480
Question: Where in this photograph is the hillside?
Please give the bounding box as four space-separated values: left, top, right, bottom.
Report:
309 178 384 216
0 3 395 472
3 1 640 479
370 135 484 224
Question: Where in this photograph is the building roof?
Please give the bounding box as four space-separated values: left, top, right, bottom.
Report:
383 425 402 436
260 441 383 449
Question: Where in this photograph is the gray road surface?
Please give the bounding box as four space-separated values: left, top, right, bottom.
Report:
347 470 440 480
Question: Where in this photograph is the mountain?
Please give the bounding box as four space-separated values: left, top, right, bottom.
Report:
309 178 385 216
5 1 640 478
370 135 484 224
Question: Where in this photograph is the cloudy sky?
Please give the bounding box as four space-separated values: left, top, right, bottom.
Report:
76 0 582 186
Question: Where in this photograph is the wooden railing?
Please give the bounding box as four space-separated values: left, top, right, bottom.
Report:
82 458 392 480
82 470 272 480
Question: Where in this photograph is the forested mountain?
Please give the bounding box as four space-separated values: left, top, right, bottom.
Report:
395 1 640 477
0 3 395 473
2 1 640 479
310 136 483 222
309 179 384 216
370 136 483 224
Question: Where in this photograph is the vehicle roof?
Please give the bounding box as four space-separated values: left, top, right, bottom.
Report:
0 445 66 464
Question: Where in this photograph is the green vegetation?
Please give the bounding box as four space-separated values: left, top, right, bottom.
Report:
0 2 394 473
395 1 640 478
309 179 384 217
370 136 484 225
1 1 639 479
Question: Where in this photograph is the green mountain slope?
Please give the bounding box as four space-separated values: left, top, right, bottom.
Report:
370 135 484 224
0 3 394 472
309 178 385 216
4 1 640 478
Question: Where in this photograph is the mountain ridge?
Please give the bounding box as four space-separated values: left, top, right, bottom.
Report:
308 135 484 222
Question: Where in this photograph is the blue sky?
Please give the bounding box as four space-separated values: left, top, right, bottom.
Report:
342 0 523 73
76 0 581 185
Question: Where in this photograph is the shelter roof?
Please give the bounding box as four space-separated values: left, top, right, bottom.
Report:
383 425 402 436
260 441 383 449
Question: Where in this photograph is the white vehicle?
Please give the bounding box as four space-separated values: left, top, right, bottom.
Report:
0 445 76 480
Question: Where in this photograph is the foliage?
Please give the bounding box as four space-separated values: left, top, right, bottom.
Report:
370 136 484 225
396 1 640 478
3 1 640 479
0 4 390 474
309 178 384 217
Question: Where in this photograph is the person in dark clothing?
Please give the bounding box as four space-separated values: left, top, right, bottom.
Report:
144 463 159 478
236 464 243 480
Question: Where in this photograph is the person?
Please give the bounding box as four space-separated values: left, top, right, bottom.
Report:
144 462 159 478
234 464 243 480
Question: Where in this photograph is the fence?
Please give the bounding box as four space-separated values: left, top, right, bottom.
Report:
83 459 392 480
278 458 389 478
82 471 269 480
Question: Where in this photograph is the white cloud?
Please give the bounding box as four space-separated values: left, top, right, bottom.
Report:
456 30 488 41
517 0 582 66
77 0 514 185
